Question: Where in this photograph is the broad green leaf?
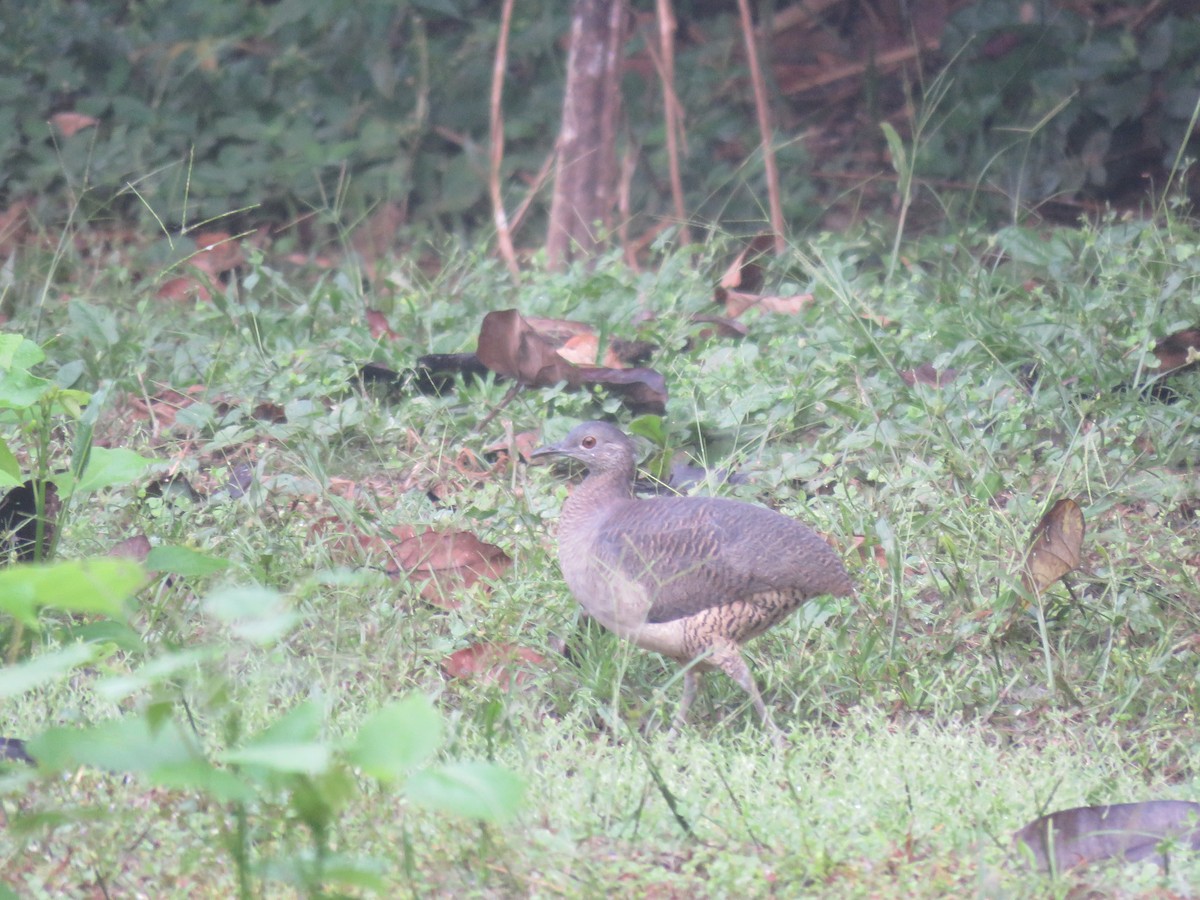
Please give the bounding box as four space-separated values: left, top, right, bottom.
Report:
28 715 197 773
222 703 330 774
0 558 144 626
50 387 91 419
0 335 43 371
69 447 155 496
146 545 230 577
246 700 323 743
0 437 20 483
261 853 387 892
221 742 331 775
96 646 217 702
347 694 443 780
290 767 357 829
406 761 524 821
66 618 146 652
68 299 120 349
0 643 105 699
318 855 388 891
0 367 54 410
627 414 667 448
54 360 85 389
152 759 256 803
203 585 296 644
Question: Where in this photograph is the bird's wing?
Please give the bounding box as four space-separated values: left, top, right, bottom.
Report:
587 497 847 624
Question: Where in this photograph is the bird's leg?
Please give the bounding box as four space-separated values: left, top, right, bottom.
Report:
668 667 701 737
710 641 786 746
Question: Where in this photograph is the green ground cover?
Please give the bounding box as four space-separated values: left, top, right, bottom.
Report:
1 213 1199 896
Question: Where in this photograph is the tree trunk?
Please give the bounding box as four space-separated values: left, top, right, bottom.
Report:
546 0 626 270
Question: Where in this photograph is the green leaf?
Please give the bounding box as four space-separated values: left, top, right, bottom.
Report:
290 767 357 829
54 359 85 389
347 694 443 780
69 447 155 496
627 415 668 448
406 761 524 821
0 558 144 627
64 618 146 653
222 701 330 775
222 742 331 775
96 646 217 702
0 334 43 371
0 437 21 484
319 855 388 891
880 122 907 178
202 585 297 644
0 643 105 699
0 367 54 410
254 701 324 744
151 759 256 803
28 715 197 773
48 387 91 419
146 545 230 577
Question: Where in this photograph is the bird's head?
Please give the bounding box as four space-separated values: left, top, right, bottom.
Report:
530 421 638 475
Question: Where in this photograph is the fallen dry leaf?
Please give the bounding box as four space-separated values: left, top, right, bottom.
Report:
442 643 547 688
110 534 153 564
476 309 666 414
366 309 401 341
556 333 623 368
0 200 30 254
156 276 210 303
1152 327 1200 374
189 231 244 277
718 234 776 292
387 528 512 609
309 516 393 562
900 363 959 388
718 287 816 318
49 112 99 137
126 385 206 430
483 430 541 463
522 316 596 344
688 314 748 343
1021 498 1085 597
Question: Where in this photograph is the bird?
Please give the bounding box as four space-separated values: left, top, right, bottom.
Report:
531 420 853 738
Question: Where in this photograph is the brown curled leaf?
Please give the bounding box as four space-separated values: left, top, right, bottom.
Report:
1021 498 1084 596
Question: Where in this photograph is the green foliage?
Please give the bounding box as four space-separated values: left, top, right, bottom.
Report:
0 0 568 233
940 1 1200 208
5 573 524 897
5 0 1198 240
2 214 1200 892
0 558 143 628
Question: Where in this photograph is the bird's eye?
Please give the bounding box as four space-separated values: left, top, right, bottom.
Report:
581 436 597 449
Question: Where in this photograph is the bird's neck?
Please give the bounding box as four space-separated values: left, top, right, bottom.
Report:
561 466 635 534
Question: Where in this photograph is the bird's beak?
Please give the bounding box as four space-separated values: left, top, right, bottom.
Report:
529 439 566 463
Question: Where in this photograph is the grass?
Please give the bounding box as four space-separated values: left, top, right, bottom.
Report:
1 210 1199 896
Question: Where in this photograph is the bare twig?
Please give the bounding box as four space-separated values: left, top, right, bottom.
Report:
509 150 556 235
619 141 640 270
777 38 939 96
735 0 785 255
489 0 520 281
655 0 691 245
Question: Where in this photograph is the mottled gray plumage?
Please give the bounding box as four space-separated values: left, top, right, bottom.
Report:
532 420 853 737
